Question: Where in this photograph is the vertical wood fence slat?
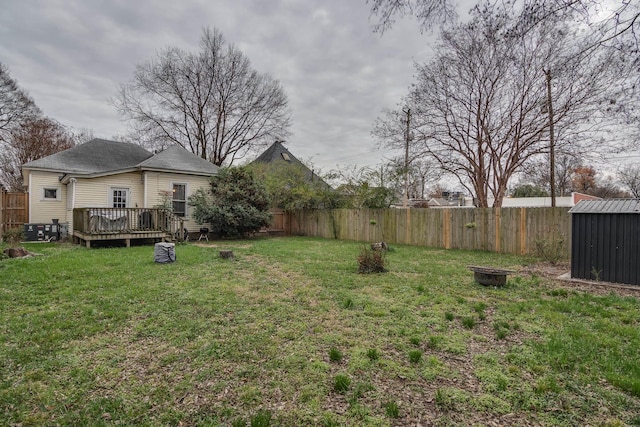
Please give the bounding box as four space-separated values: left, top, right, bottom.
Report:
284 207 572 257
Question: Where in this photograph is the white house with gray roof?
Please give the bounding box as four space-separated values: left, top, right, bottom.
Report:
21 139 219 241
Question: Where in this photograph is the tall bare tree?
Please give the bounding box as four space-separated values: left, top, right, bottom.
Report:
367 0 639 41
113 27 291 166
617 164 640 198
0 116 74 190
522 153 581 197
0 63 40 145
374 4 619 207
386 156 441 199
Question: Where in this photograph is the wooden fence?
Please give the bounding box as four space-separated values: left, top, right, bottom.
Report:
1 190 28 236
285 207 572 257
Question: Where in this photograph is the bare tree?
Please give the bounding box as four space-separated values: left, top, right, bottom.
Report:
386 156 441 199
375 4 619 207
367 0 639 41
0 63 40 144
68 126 95 145
522 153 581 197
367 0 458 32
113 27 291 166
0 116 74 190
591 175 628 199
617 164 640 198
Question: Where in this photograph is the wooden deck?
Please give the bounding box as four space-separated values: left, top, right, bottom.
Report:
72 208 185 248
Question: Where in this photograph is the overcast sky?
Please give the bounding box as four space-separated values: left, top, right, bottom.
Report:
0 0 441 173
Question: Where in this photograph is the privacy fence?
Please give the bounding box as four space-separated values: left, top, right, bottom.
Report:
282 207 572 258
1 190 28 236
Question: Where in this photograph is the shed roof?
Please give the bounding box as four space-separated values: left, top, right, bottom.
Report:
569 199 640 214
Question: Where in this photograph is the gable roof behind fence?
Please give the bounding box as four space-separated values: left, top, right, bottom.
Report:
569 199 640 214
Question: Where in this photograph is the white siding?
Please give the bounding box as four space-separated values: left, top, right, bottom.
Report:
28 170 68 225
144 172 212 231
27 169 213 234
74 172 144 208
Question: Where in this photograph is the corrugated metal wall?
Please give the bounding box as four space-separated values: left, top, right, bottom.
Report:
571 213 640 286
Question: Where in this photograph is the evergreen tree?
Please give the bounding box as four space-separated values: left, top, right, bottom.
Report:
189 167 271 238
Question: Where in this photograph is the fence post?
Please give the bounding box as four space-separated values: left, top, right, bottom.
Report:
520 207 527 255
443 208 451 249
0 188 4 236
405 208 411 244
495 208 501 253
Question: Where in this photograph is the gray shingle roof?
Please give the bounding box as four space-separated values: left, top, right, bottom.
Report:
252 141 302 165
251 141 329 187
138 145 219 175
569 199 640 214
22 139 219 177
23 138 153 174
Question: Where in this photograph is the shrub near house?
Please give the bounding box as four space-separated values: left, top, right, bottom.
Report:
189 167 271 238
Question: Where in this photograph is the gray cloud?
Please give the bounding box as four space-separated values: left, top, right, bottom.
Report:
0 0 434 171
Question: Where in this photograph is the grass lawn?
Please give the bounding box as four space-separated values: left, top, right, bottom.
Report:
1 237 639 426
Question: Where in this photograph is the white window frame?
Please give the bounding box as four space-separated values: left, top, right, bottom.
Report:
110 187 130 208
42 186 61 201
171 182 188 218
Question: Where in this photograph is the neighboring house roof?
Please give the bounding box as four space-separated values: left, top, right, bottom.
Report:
570 199 640 214
250 141 328 187
252 141 302 165
22 139 219 178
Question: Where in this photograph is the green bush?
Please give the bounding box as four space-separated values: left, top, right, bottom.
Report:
189 167 271 238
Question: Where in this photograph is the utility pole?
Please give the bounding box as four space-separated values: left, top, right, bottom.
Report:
403 108 411 208
545 69 556 207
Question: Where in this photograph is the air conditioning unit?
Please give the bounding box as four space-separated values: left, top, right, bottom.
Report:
23 223 59 242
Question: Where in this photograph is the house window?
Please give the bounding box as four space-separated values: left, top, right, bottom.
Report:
111 188 129 208
43 188 59 200
172 184 186 217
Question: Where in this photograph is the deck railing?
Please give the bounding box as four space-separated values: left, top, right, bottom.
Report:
72 208 185 240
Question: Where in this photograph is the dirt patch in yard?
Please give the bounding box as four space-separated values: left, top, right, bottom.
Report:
523 261 640 298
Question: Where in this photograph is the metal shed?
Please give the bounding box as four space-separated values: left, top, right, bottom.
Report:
569 199 640 286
